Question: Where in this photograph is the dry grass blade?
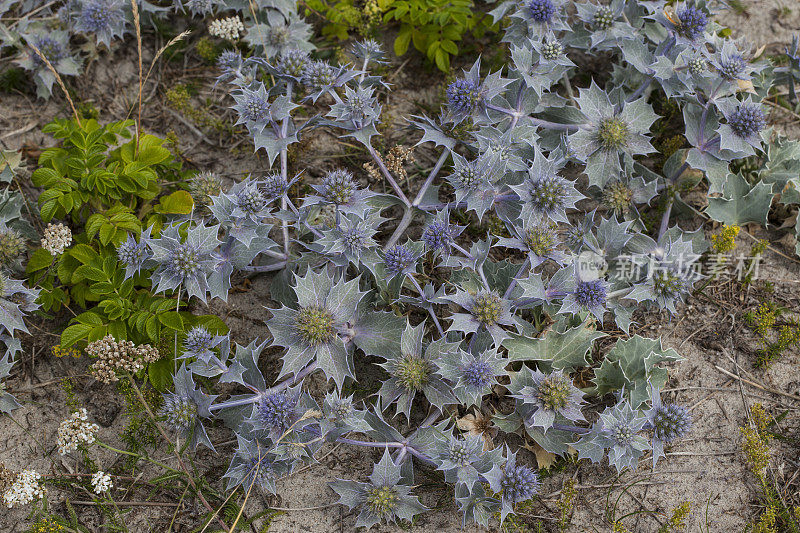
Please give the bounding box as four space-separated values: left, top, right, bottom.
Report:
129 0 143 147
28 43 80 124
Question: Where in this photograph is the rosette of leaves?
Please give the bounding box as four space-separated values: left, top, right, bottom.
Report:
223 434 288 494
435 337 506 407
507 366 585 433
159 364 217 450
593 335 683 409
573 397 650 472
318 391 371 441
568 82 659 188
377 321 458 419
329 449 427 529
265 269 367 389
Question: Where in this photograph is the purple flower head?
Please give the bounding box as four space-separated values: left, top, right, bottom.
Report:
462 360 493 389
217 50 242 71
652 404 691 443
117 227 152 279
500 464 540 503
276 48 310 78
728 103 765 139
527 0 556 23
676 5 708 40
256 390 298 434
447 78 483 118
574 279 607 309
29 36 67 67
384 244 416 276
719 53 746 80
423 219 456 252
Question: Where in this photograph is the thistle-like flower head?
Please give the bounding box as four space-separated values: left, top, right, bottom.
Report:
676 5 708 41
509 367 585 431
296 306 336 346
117 227 152 279
394 354 431 392
301 60 335 89
447 78 483 119
484 448 540 522
159 364 216 450
575 279 607 309
470 291 503 326
652 403 691 443
74 0 128 47
593 6 614 30
526 0 556 23
0 227 26 270
275 48 310 78
728 102 766 139
320 169 356 205
598 116 630 151
255 388 299 435
147 223 220 303
383 244 416 277
329 450 427 529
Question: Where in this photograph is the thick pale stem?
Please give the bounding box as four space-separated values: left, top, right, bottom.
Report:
368 145 411 206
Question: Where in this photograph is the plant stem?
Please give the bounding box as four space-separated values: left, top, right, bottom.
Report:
209 361 318 412
240 261 287 273
123 373 230 532
367 144 411 206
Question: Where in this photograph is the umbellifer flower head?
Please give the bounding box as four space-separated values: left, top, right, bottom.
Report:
296 306 336 345
91 471 112 494
41 222 72 255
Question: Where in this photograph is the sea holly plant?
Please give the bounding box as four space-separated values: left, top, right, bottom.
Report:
6 0 800 529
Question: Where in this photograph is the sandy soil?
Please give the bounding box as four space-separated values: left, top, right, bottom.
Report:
0 2 799 532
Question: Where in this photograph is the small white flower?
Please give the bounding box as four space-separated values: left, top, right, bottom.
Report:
57 408 99 455
91 471 112 494
208 16 244 41
2 469 46 508
40 222 72 255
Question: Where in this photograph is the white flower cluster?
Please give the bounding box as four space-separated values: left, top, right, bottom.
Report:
91 471 112 494
86 335 160 383
57 408 99 455
208 16 244 41
2 470 46 508
40 222 72 255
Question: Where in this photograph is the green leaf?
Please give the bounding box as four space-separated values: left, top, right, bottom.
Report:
158 311 184 331
148 357 174 391
154 190 194 215
61 323 94 348
25 248 54 274
504 320 605 371
706 173 775 226
394 26 412 57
